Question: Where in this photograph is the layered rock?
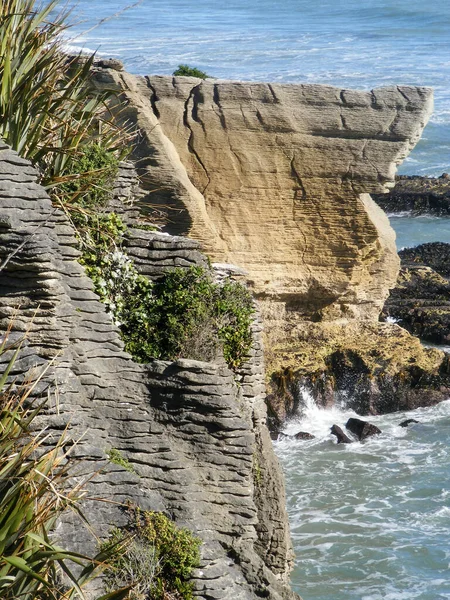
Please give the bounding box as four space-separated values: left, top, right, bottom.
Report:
93 68 432 322
0 143 297 600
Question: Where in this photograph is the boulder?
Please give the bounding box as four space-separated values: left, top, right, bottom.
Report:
346 417 382 441
330 425 353 444
294 431 315 440
399 418 419 427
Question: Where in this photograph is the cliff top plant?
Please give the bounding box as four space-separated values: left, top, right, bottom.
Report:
173 64 209 79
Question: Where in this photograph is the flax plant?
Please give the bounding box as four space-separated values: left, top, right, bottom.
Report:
0 0 127 192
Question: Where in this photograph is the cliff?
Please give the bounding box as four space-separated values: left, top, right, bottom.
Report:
91 66 450 421
94 68 432 321
0 143 297 599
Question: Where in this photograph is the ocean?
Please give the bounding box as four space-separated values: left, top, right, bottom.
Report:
63 2 450 598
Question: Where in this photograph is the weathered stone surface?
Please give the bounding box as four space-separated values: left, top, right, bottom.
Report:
345 418 382 441
0 145 298 600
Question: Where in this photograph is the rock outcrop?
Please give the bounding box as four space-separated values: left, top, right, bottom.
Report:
0 143 298 600
373 174 450 215
88 66 450 425
383 243 450 345
95 68 432 324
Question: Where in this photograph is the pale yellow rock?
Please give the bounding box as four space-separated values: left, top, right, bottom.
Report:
95 71 432 327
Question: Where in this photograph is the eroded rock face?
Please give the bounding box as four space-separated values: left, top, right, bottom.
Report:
0 143 298 600
93 68 432 324
90 68 450 423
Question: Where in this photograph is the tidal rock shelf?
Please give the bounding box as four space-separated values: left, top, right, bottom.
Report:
383 242 450 345
373 174 450 215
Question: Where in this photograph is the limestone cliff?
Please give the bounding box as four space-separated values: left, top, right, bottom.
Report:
0 143 298 600
94 68 432 322
90 66 450 421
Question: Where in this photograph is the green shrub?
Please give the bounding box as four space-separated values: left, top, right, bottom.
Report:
173 64 209 79
101 507 201 600
121 266 255 369
108 448 137 474
80 221 255 371
54 143 120 211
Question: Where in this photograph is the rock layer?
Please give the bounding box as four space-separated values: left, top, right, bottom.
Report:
0 143 297 600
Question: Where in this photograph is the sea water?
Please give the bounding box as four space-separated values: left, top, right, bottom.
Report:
61 2 450 597
276 391 450 600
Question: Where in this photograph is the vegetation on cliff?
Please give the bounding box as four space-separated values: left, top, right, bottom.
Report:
101 506 201 600
172 64 209 79
0 0 126 200
79 213 254 369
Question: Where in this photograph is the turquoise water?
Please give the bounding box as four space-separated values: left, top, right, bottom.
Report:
388 215 450 249
62 3 450 598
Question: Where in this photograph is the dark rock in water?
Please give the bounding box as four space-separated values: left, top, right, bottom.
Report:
346 417 382 441
399 418 419 427
274 431 315 441
372 175 450 215
330 424 353 444
382 244 450 345
398 242 450 278
294 431 315 440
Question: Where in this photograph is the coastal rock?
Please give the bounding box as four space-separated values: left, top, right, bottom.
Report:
399 418 419 427
294 431 315 440
0 144 298 600
330 425 353 444
266 321 450 427
398 242 450 278
346 418 382 441
373 175 450 215
383 245 450 344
